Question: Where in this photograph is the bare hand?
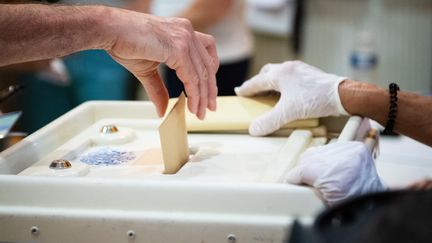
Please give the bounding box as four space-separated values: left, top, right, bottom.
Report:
108 11 219 119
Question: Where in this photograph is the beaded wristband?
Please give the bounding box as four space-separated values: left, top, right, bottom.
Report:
382 83 400 135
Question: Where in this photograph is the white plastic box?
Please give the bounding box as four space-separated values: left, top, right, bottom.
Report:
0 101 365 243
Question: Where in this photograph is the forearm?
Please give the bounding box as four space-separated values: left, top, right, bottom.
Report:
177 0 232 32
0 4 114 66
339 80 432 146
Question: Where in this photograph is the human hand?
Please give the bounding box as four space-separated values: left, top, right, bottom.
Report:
107 10 219 119
284 141 387 207
235 61 348 136
408 179 432 190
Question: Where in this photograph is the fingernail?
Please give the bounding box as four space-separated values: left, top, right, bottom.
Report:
157 108 164 118
208 99 217 111
190 100 198 114
197 109 205 120
201 107 206 119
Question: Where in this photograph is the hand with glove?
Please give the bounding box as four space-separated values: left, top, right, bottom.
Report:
235 61 348 136
284 141 387 207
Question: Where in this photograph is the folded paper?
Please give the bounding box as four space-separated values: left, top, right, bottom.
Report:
159 92 189 174
167 95 319 132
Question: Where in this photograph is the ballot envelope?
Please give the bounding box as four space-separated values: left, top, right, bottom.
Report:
0 99 374 243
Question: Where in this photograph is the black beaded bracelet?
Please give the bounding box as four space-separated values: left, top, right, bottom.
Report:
382 83 400 135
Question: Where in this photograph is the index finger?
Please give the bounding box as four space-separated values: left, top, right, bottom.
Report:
234 72 273 97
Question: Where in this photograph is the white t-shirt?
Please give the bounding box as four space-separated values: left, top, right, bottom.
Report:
151 0 254 64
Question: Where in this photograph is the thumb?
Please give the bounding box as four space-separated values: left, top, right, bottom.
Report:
283 161 318 186
284 165 304 184
135 69 169 117
235 72 273 97
249 98 294 136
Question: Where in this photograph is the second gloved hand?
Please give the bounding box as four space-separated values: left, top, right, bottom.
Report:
235 61 348 136
284 141 387 207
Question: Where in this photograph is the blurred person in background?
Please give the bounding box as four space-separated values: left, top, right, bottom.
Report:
151 0 253 97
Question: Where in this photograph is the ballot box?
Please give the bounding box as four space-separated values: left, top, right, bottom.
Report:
0 100 372 243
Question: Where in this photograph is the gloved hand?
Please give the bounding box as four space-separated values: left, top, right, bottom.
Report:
235 61 348 136
284 141 387 207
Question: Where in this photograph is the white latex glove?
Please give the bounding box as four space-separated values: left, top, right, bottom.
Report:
235 61 348 136
284 141 387 207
